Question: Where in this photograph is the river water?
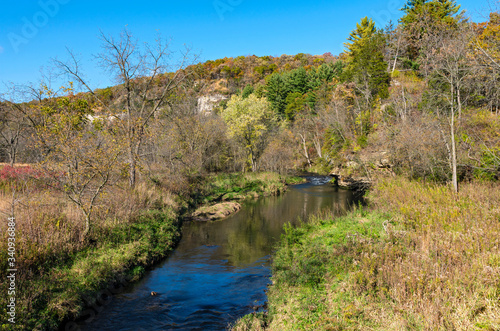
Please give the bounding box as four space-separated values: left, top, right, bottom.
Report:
79 176 362 330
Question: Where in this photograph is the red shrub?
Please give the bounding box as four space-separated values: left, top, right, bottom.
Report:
0 165 44 180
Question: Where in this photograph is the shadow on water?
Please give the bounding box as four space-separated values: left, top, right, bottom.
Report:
79 176 363 330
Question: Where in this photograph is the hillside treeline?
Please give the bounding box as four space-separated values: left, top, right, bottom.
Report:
0 0 497 249
1 1 499 193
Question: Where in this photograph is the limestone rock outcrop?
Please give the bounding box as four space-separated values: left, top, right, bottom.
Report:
197 94 228 114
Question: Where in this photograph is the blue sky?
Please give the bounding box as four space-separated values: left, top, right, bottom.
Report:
0 0 494 92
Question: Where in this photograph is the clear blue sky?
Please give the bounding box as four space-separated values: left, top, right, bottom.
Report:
0 0 494 92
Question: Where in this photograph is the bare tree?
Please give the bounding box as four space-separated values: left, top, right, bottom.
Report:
259 130 296 174
154 110 229 175
292 114 325 168
385 22 404 73
54 29 196 187
0 86 43 165
471 11 500 114
419 23 475 192
0 102 24 165
31 87 122 240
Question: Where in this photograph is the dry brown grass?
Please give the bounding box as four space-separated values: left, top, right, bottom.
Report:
0 189 83 272
233 177 500 330
0 171 183 330
360 178 500 329
0 162 32 167
0 175 178 280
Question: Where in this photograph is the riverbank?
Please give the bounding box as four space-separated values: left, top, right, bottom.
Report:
233 177 500 330
0 171 301 330
188 172 304 221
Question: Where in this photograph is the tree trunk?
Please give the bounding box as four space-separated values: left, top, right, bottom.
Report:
313 134 322 158
80 209 91 241
299 133 312 168
128 146 136 188
438 122 453 171
392 34 401 74
251 158 257 172
8 148 15 167
457 87 462 121
450 84 458 193
451 111 458 193
401 87 407 120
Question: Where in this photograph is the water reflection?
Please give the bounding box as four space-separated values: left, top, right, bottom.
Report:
80 178 361 330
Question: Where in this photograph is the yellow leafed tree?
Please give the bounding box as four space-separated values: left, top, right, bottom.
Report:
220 94 275 172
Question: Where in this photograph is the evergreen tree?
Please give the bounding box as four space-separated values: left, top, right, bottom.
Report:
343 17 390 102
401 0 461 26
266 73 290 117
287 67 309 95
400 0 463 60
317 63 337 82
265 64 341 120
344 17 376 54
285 92 306 121
241 84 254 99
307 67 322 90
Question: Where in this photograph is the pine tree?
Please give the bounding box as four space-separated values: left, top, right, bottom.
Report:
287 67 309 95
241 84 254 99
400 0 463 60
266 73 290 117
344 17 376 54
343 17 390 102
401 0 461 27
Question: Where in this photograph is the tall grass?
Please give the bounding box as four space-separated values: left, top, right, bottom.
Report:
0 166 181 330
366 178 500 329
184 172 302 208
0 166 299 330
234 178 500 330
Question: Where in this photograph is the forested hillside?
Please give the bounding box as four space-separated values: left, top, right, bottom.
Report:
2 1 499 190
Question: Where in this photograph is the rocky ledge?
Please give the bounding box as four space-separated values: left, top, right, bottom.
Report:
330 150 393 191
329 173 371 190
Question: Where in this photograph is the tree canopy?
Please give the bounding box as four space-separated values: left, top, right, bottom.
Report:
400 0 463 60
343 17 390 102
220 94 275 171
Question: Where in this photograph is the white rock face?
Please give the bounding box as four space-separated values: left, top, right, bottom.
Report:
197 94 228 113
85 113 127 123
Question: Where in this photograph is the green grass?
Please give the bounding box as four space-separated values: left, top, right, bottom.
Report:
0 171 301 330
268 210 387 330
233 178 500 330
233 208 388 330
0 209 181 331
190 172 304 206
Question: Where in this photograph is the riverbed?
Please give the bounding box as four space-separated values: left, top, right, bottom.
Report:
79 176 362 330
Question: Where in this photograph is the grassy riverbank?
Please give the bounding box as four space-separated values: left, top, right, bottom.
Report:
234 177 500 330
0 170 299 330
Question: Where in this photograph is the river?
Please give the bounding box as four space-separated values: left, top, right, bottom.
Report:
79 176 362 330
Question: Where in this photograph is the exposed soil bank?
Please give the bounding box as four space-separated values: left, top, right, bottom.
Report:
191 201 242 221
